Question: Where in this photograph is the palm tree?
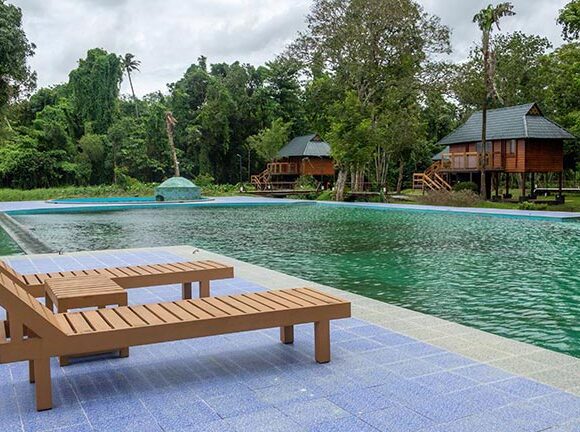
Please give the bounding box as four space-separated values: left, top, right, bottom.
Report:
165 111 180 177
473 3 515 198
122 53 141 117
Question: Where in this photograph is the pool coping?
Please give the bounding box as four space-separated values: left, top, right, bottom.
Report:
3 245 578 397
0 195 578 220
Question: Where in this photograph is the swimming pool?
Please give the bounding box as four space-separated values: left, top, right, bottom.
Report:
14 205 580 357
0 227 22 256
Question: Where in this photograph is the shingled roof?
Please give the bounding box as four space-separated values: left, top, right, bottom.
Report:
277 134 331 158
437 103 575 146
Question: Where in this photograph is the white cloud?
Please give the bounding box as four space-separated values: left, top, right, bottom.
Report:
12 0 570 96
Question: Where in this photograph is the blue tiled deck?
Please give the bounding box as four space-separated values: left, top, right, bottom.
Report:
1 251 579 432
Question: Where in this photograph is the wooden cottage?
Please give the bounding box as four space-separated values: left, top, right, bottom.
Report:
251 134 335 190
415 103 575 200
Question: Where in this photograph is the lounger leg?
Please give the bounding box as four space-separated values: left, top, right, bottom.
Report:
45 296 53 312
29 360 35 383
314 320 330 364
182 282 192 299
58 306 69 367
199 280 210 298
280 326 294 344
34 358 52 411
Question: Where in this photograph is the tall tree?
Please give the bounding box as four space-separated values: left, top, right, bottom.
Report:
558 0 580 41
0 0 36 118
121 53 141 117
165 111 180 177
473 2 515 198
69 48 123 134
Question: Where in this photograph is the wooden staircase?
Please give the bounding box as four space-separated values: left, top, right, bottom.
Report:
413 161 452 192
251 168 271 190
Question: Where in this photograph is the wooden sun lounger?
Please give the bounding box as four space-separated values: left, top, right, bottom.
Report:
0 259 234 299
0 272 351 411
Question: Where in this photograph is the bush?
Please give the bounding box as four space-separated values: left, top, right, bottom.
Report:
295 175 318 190
316 190 334 201
419 190 482 207
518 201 548 211
194 173 215 188
453 181 478 192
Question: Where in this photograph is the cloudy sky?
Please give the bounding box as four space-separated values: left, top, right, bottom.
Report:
12 0 569 97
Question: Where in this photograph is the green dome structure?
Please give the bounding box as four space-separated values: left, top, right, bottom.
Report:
155 177 201 201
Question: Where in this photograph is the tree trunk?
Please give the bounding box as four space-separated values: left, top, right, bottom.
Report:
396 159 405 194
165 113 180 177
335 169 348 201
127 70 139 118
480 32 490 199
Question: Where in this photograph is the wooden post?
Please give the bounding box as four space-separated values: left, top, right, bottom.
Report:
494 173 499 198
521 173 526 199
280 326 294 344
314 320 330 363
199 280 210 298
559 171 564 197
531 173 536 198
34 358 52 411
182 282 192 300
505 173 510 198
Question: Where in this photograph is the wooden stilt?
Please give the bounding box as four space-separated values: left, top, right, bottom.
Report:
505 173 510 198
182 282 192 300
315 320 330 363
34 358 52 411
280 326 294 344
199 280 210 298
494 173 500 198
531 173 536 197
521 173 526 199
559 171 564 196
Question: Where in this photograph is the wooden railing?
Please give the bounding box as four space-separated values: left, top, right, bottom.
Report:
441 152 504 171
267 162 299 175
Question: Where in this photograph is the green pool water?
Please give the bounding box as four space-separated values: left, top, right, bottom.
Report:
15 205 580 357
0 227 22 256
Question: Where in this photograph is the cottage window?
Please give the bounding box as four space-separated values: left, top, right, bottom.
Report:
508 139 517 155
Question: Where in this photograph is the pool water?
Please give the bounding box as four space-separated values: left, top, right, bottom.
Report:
15 205 580 357
0 227 22 256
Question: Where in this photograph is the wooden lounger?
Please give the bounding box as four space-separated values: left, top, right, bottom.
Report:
0 259 234 299
0 273 351 411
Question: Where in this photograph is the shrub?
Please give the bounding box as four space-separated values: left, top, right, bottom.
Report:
295 175 318 190
453 181 478 192
419 190 482 207
518 201 548 211
316 190 334 201
194 173 215 188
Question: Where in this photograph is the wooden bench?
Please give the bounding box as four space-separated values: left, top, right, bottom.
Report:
0 260 234 299
0 272 351 411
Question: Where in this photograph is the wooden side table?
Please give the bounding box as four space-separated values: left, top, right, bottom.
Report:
44 275 128 366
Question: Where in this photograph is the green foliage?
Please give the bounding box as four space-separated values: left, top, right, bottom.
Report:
193 173 215 187
419 190 482 207
316 190 334 201
69 48 123 134
453 181 479 192
246 118 291 162
0 0 36 109
295 175 318 190
558 0 580 41
518 201 549 211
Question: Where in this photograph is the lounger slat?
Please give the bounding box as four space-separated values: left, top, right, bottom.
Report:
270 291 315 307
219 297 259 314
229 294 273 312
168 262 192 271
66 314 93 334
138 265 163 275
193 262 214 271
55 315 75 335
241 293 286 311
161 302 197 320
255 292 296 309
100 268 125 278
130 305 165 325
279 290 328 306
122 267 145 277
144 304 181 323
82 311 112 332
296 288 342 303
114 308 147 327
178 301 216 319
159 263 186 273
188 299 227 318
202 298 242 316
98 308 131 330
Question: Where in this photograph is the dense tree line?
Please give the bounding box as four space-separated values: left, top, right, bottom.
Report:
0 0 579 193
